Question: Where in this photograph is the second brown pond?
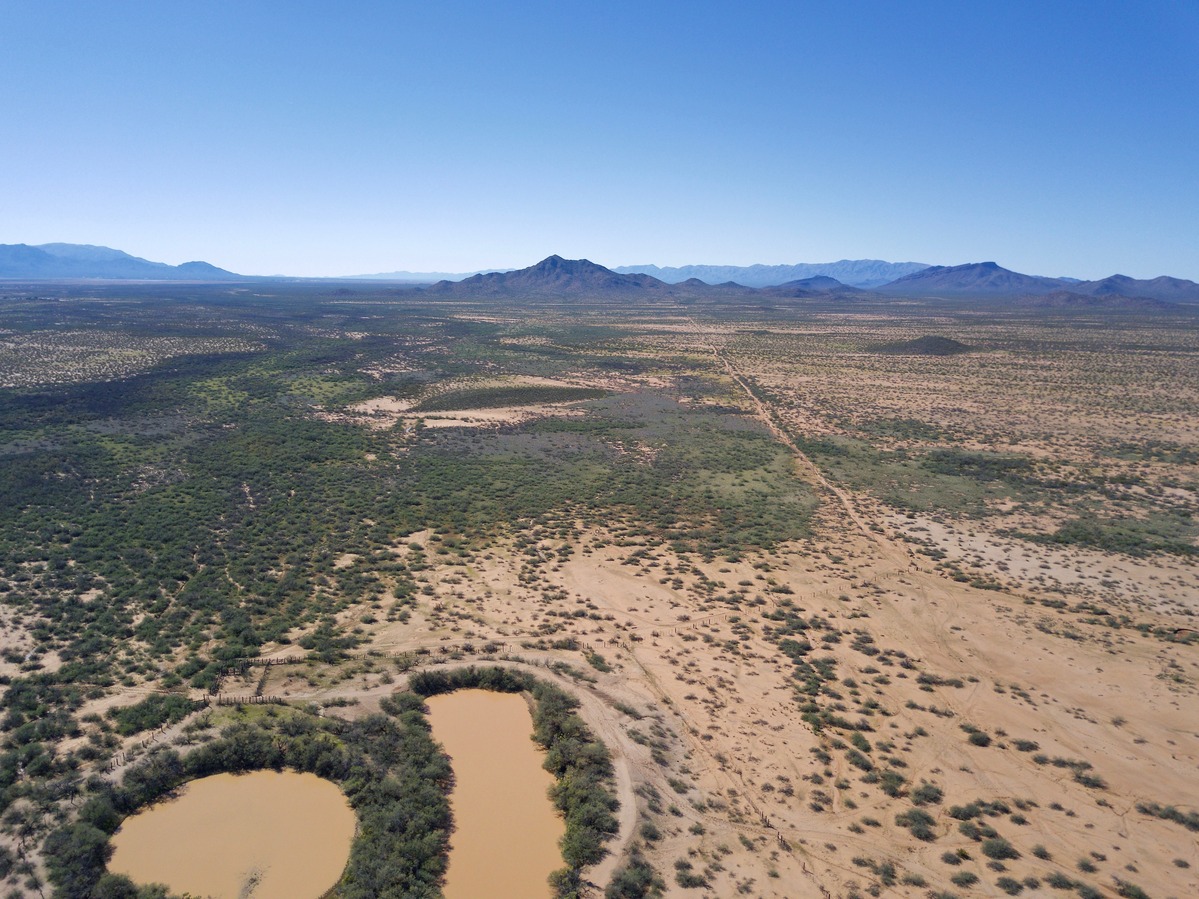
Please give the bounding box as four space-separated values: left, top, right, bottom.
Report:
426 689 566 899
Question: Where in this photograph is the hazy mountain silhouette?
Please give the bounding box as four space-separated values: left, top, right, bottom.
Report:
0 243 240 280
1069 275 1199 303
615 259 929 289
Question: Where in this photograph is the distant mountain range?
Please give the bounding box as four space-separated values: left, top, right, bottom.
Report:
0 243 240 280
613 260 929 289
3 244 1196 304
877 261 1199 302
422 256 873 302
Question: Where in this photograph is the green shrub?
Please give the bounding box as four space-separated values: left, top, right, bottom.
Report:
895 807 937 841
1115 881 1150 899
606 848 664 898
981 838 1019 860
911 782 944 806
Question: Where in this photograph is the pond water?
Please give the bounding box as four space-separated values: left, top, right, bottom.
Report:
108 770 355 899
426 689 566 899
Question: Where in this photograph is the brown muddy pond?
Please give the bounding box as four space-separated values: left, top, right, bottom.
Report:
427 689 566 899
108 770 355 899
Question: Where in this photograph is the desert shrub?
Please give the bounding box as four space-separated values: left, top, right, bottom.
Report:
911 782 944 806
895 807 937 841
981 838 1019 860
606 847 664 899
1114 881 1150 899
1135 801 1199 832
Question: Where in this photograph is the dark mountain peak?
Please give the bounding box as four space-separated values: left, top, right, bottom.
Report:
422 255 673 299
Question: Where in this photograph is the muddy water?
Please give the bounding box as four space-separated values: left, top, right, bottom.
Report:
108 770 355 899
427 690 566 899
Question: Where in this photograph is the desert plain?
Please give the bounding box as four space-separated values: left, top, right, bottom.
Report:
0 283 1195 899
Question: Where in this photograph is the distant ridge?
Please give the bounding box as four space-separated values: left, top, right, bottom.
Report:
1069 275 1199 303
878 262 1064 297
876 262 1199 302
0 243 241 280
615 259 929 289
421 255 676 299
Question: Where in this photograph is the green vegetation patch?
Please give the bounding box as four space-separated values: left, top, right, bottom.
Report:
1017 514 1198 558
107 694 205 737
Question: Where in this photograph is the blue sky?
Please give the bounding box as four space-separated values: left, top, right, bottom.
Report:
2 1 1196 278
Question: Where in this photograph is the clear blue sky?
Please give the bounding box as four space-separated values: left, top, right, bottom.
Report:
2 1 1196 279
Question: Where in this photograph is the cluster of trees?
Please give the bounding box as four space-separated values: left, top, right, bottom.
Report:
106 695 203 737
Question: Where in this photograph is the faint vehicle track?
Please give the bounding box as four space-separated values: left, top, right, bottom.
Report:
687 317 910 567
